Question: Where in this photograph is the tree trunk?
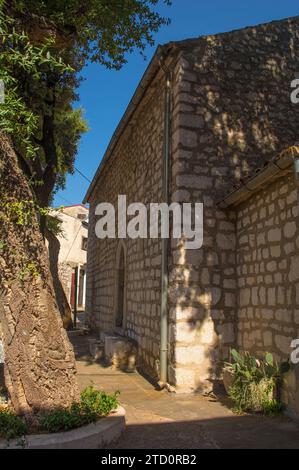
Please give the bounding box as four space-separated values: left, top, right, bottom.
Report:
46 228 73 330
0 133 79 415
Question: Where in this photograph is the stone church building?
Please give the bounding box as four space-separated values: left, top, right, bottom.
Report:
84 16 299 418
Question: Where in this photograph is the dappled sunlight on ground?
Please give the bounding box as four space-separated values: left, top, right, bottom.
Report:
69 333 299 449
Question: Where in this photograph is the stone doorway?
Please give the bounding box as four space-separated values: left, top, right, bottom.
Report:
114 241 127 331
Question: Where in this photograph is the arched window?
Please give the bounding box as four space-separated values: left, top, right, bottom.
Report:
115 242 126 329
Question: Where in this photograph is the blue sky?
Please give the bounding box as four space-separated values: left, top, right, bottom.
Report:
53 0 299 207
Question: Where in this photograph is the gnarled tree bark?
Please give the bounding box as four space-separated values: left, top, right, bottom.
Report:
0 133 79 415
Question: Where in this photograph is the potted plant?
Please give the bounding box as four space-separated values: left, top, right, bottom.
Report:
223 349 290 414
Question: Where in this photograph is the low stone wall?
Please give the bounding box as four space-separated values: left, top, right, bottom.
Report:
0 406 125 449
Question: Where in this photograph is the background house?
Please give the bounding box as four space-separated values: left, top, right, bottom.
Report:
84 16 299 418
52 204 89 314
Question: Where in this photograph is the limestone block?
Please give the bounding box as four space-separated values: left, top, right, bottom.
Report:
172 249 187 265
199 287 221 307
284 221 296 239
274 335 292 355
263 331 272 347
206 251 219 266
239 288 251 307
220 323 235 344
259 286 266 304
175 345 205 365
266 261 277 272
200 268 210 285
274 309 291 322
289 256 299 282
267 287 276 306
284 242 295 255
239 234 248 245
170 322 197 343
257 233 266 246
199 318 218 346
216 233 236 250
270 246 281 258
183 71 197 82
223 278 237 289
185 249 204 265
261 309 274 320
211 309 225 320
243 332 255 349
268 228 281 243
176 113 205 129
104 335 137 372
172 189 190 202
173 129 197 148
225 292 236 307
174 306 204 322
168 366 195 389
176 174 213 189
173 149 193 160
286 190 298 205
284 370 297 392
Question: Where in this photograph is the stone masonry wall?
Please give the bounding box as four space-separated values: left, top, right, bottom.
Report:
86 16 299 392
169 17 299 392
235 173 299 417
86 73 167 378
58 262 73 304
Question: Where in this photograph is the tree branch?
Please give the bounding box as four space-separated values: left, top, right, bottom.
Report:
15 149 33 181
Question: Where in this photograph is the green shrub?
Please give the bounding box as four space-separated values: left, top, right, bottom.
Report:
0 386 8 405
224 349 290 414
38 402 97 433
261 398 285 416
0 409 28 440
0 387 120 437
38 387 120 434
80 386 120 415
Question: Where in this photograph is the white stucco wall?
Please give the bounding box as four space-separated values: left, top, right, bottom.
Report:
52 205 88 266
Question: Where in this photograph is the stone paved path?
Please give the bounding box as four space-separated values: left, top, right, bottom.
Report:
70 333 299 449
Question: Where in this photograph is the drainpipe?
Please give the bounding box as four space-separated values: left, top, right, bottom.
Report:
293 152 299 193
158 58 172 388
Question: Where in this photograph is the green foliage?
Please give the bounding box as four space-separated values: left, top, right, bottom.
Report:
1 199 37 225
0 14 75 165
9 0 171 69
0 408 28 440
0 387 8 405
261 398 284 416
0 199 51 229
0 3 86 203
0 0 170 207
0 387 119 439
38 402 97 433
224 350 290 414
46 212 64 237
38 387 119 434
18 260 39 280
80 386 120 415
